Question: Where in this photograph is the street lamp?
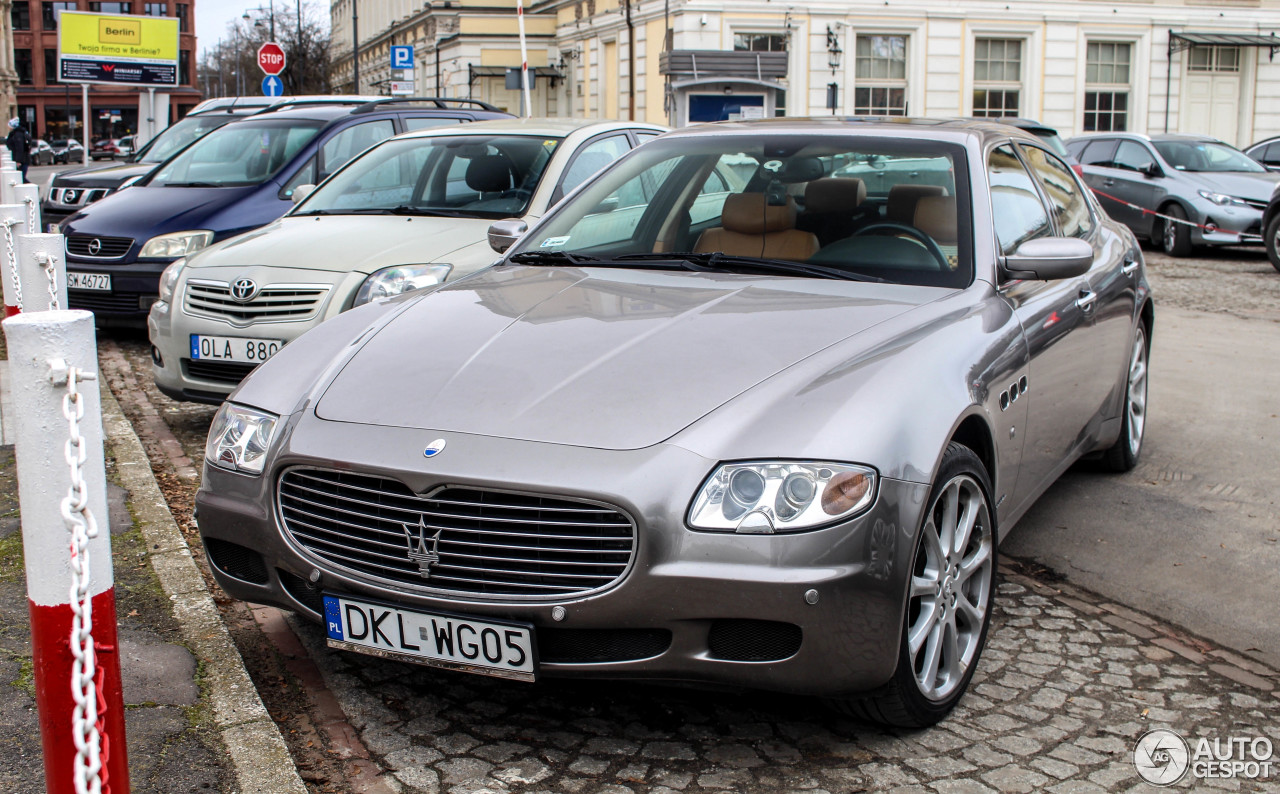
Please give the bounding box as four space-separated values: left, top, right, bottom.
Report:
243 2 276 41
826 24 844 115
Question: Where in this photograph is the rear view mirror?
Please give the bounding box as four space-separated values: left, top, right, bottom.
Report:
488 219 528 253
1001 237 1093 281
290 184 317 205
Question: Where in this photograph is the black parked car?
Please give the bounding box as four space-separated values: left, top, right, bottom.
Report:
49 139 84 164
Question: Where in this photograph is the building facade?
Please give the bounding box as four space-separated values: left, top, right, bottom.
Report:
0 0 17 124
11 0 201 141
332 0 1280 147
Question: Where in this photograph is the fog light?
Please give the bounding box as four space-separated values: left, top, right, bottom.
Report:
151 345 164 367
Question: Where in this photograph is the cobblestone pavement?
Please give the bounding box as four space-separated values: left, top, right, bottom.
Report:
95 246 1280 794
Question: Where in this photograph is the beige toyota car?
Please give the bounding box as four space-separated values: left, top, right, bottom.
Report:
148 118 666 403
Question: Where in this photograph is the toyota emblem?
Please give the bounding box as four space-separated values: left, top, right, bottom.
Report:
87 238 102 256
230 278 259 302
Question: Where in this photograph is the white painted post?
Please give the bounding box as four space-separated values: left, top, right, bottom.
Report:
13 184 41 234
0 169 22 203
1 309 130 792
16 233 68 312
0 204 28 315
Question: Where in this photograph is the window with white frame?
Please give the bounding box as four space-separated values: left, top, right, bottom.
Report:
973 38 1022 117
734 33 787 52
1188 45 1240 73
1084 41 1131 132
854 35 908 115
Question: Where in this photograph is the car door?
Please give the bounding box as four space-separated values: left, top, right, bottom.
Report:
1073 138 1123 218
990 143 1098 511
551 133 633 207
1093 140 1165 239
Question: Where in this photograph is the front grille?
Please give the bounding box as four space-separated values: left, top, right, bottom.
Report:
184 280 330 324
67 290 145 313
278 569 326 615
707 619 803 662
66 235 132 259
183 358 259 385
538 628 671 663
277 468 636 598
205 538 269 584
1243 198 1268 211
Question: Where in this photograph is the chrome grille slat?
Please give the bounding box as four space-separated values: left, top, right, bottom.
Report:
183 279 329 323
277 468 636 598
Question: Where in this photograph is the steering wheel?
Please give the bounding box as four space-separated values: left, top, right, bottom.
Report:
850 222 949 270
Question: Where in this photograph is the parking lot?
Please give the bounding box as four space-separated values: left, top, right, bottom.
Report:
78 242 1279 793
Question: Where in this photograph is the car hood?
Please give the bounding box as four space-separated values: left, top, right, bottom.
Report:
1178 170 1280 202
314 266 933 450
52 162 155 189
192 215 501 274
63 185 259 239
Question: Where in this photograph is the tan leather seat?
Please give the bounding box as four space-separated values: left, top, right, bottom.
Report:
913 196 958 244
695 193 820 261
887 184 946 225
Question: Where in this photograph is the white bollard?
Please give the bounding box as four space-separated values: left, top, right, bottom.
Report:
0 168 22 201
0 204 29 315
13 184 41 233
2 309 130 793
16 233 67 312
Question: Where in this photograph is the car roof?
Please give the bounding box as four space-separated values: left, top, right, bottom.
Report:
1068 131 1223 145
656 116 1043 148
395 117 667 141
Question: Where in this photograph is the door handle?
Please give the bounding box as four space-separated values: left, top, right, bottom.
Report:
1076 290 1098 311
1102 179 1116 187
1121 259 1139 276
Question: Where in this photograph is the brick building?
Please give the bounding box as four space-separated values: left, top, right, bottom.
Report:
11 0 200 141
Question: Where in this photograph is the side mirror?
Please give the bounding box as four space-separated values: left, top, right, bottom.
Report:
1141 162 1162 178
488 219 528 253
290 184 317 205
1001 237 1094 281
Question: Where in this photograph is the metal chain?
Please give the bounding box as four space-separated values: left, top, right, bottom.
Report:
59 365 104 794
39 251 61 310
3 220 22 311
23 196 37 234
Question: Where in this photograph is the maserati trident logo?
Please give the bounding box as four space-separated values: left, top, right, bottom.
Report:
86 238 102 256
230 277 258 302
403 515 442 579
423 439 447 458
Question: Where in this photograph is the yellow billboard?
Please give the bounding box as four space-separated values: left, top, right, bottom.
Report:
57 10 180 86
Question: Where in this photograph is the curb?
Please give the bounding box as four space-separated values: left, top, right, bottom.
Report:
98 376 308 794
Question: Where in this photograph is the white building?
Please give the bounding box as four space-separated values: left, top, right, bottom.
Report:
332 0 1280 146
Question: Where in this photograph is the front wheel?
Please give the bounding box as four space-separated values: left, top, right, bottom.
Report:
1160 204 1193 257
829 443 997 727
1265 214 1280 275
1103 324 1149 471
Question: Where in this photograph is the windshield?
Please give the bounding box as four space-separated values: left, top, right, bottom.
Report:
510 135 973 289
139 112 240 163
1153 140 1265 173
148 119 322 187
294 134 561 218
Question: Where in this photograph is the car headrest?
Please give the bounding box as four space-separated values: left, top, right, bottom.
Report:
466 155 513 193
914 196 958 244
721 192 798 234
780 157 825 183
805 178 866 213
887 184 946 224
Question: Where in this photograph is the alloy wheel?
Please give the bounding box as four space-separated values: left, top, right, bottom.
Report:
1126 328 1148 456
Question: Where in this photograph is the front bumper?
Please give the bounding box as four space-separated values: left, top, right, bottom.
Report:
1190 203 1265 246
195 419 930 697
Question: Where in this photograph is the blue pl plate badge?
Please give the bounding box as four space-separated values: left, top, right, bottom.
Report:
324 595 344 640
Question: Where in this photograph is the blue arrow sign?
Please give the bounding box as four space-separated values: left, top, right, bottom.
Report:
261 74 283 97
391 45 414 70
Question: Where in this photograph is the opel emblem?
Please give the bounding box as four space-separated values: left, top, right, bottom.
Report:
87 238 101 256
423 439 447 458
230 277 258 302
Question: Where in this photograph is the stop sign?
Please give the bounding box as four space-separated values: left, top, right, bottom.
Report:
258 42 286 76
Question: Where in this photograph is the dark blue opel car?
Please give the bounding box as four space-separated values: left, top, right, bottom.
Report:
60 98 512 324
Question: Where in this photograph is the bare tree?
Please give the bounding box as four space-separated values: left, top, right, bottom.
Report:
198 1 331 98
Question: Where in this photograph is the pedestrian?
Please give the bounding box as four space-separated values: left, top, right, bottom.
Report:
6 118 32 183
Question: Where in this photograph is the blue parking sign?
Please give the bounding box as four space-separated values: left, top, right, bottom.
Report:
391 46 414 70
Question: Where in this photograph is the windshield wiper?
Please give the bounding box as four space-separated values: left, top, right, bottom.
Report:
159 181 223 188
612 252 887 282
507 250 600 266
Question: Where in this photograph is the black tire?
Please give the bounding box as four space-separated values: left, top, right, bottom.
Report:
1103 324 1149 472
1266 213 1280 275
829 442 998 728
1159 204 1193 257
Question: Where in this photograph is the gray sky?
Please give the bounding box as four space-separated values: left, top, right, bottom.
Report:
196 0 327 57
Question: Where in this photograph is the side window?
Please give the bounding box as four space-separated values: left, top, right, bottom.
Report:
281 155 318 198
1112 141 1156 173
320 120 396 177
988 144 1051 256
404 117 464 131
559 135 631 198
634 131 661 144
1021 145 1094 239
1078 139 1118 167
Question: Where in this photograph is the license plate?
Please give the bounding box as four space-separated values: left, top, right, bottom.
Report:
67 272 111 291
323 593 537 681
190 334 283 364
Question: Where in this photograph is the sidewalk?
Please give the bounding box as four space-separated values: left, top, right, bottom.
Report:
0 357 306 793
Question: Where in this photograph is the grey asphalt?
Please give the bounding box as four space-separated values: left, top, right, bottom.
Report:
1003 306 1280 669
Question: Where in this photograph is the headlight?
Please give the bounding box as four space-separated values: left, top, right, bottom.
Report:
204 403 278 475
139 230 214 258
157 257 186 303
688 461 877 533
353 263 452 307
1197 190 1248 207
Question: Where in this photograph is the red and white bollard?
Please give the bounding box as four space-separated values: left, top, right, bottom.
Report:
3 310 130 794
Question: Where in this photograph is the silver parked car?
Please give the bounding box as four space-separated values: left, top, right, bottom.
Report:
196 118 1153 727
1067 132 1280 256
